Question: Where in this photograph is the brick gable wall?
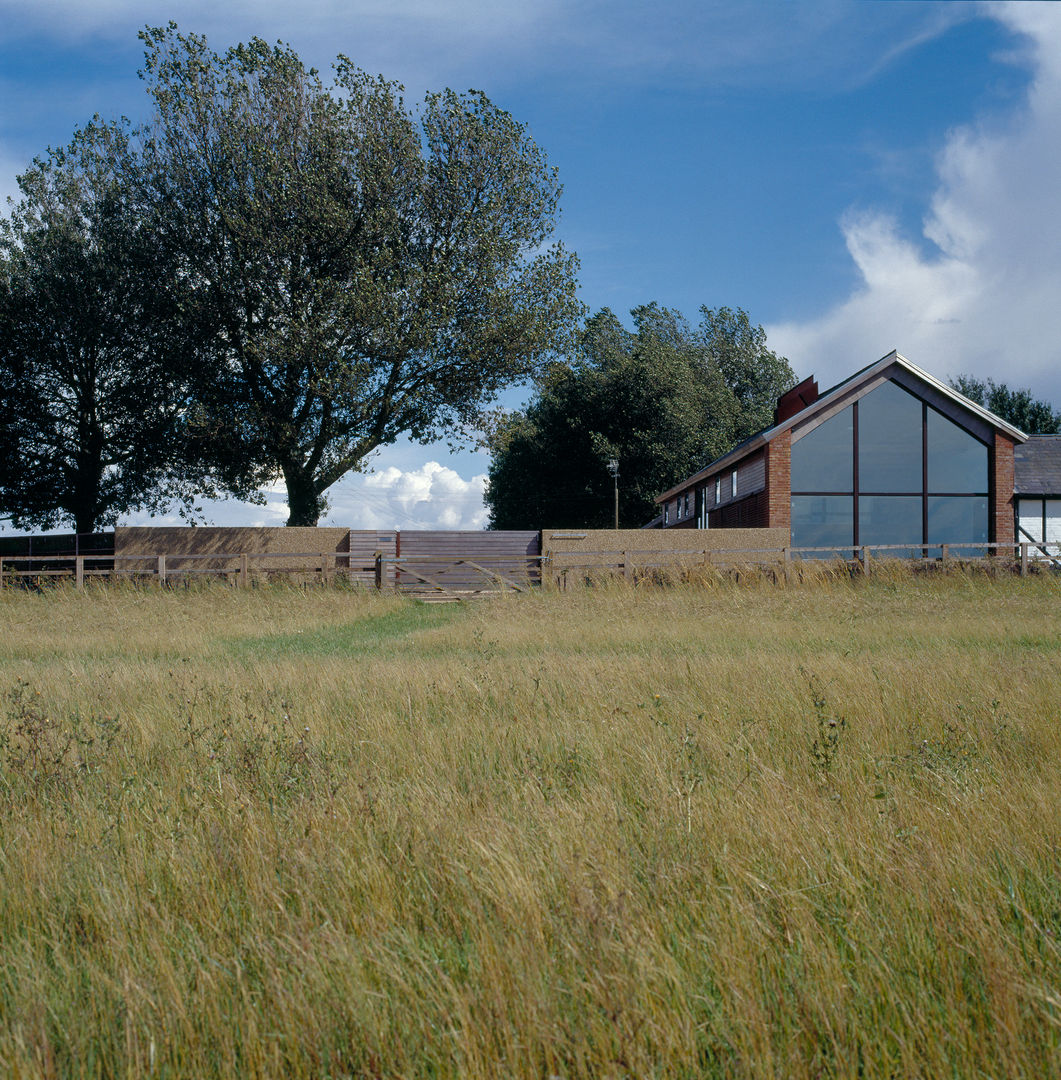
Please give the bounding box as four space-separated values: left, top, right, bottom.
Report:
764 431 791 533
992 433 1015 546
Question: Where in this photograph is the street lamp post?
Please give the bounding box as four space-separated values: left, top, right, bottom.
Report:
607 459 619 529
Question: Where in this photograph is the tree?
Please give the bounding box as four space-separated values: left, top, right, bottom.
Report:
949 374 1061 434
485 305 795 529
0 122 216 534
138 25 581 525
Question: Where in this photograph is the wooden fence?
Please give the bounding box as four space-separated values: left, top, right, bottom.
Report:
0 539 1056 596
544 540 1061 588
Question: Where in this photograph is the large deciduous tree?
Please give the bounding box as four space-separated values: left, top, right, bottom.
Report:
485 305 795 529
949 374 1060 434
139 25 581 525
0 122 213 534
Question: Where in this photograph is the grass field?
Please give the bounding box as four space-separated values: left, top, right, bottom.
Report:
1 570 1060 1078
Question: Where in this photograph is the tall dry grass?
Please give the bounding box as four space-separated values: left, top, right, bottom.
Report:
1 571 1060 1078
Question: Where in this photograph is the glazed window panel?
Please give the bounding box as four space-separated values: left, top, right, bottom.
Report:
927 496 989 554
926 408 988 493
857 380 923 492
790 407 853 492
859 496 923 558
791 495 853 554
1046 500 1061 545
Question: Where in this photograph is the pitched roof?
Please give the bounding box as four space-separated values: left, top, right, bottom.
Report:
656 351 1029 503
1014 435 1061 496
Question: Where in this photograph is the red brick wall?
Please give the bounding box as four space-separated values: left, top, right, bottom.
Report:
764 432 791 533
992 433 1015 547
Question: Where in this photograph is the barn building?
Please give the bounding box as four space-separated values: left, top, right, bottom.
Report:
1015 436 1061 549
653 351 1058 554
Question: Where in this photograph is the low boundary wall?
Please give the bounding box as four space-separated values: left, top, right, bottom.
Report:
542 527 791 585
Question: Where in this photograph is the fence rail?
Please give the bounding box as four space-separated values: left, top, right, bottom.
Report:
0 540 1057 593
544 540 1061 586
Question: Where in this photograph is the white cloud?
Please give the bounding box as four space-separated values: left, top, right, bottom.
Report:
351 461 489 530
767 2 1061 405
119 460 489 532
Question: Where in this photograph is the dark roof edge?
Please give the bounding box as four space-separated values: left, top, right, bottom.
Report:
656 351 1029 504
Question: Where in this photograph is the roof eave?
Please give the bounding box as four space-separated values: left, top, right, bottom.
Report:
655 350 1028 505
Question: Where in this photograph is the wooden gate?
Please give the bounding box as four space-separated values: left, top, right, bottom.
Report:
390 530 541 600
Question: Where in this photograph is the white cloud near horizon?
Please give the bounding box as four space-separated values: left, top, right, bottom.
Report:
767 3 1061 405
106 461 489 533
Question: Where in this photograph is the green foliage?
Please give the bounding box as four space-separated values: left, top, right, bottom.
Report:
485 304 794 528
138 25 582 525
0 122 221 533
949 374 1061 434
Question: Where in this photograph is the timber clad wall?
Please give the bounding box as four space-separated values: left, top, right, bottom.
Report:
992 434 1016 546
663 449 768 528
0 533 113 557
764 431 792 532
709 492 766 529
109 527 541 590
348 530 398 586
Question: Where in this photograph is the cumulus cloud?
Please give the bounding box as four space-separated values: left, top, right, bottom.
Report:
335 462 489 530
121 461 489 531
767 3 1061 403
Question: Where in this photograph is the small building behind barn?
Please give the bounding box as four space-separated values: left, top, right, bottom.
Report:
654 351 1044 554
1014 436 1061 549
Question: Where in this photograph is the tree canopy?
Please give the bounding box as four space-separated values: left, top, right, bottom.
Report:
485 305 794 529
0 122 216 534
137 25 581 525
949 374 1060 434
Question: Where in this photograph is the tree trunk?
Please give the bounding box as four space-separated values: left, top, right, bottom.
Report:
282 464 324 527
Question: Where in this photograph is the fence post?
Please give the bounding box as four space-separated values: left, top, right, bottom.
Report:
321 552 333 585
941 543 949 565
239 553 249 588
157 554 167 586
782 546 791 582
75 556 84 590
859 546 869 574
1 556 5 589
622 550 631 581
1020 542 1029 577
375 553 384 590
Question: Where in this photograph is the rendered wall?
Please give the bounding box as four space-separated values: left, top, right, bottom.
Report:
114 526 351 572
542 527 790 570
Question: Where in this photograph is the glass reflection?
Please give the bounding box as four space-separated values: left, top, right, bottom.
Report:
792 495 853 555
791 408 853 492
927 408 988 493
858 381 923 492
927 496 989 556
859 496 923 558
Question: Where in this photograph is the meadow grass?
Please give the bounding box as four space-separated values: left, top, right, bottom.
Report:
1 570 1060 1078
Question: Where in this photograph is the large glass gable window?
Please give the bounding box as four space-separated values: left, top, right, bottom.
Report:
858 380 922 492
790 379 990 553
789 407 852 492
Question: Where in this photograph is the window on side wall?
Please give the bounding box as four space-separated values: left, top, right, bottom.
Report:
731 470 738 498
715 477 721 504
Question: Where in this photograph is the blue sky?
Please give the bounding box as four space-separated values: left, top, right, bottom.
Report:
2 1 1059 531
